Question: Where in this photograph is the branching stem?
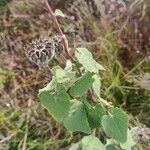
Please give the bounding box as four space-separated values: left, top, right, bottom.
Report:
43 0 97 103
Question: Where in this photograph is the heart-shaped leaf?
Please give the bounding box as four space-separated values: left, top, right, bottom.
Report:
63 100 91 134
75 48 105 73
40 84 71 122
102 108 128 143
70 72 93 97
86 104 105 129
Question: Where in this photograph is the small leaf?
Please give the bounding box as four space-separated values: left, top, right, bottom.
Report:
75 48 105 73
54 9 65 17
92 74 101 98
102 108 128 143
86 104 105 129
52 66 75 84
63 100 91 134
40 84 71 122
70 72 93 97
81 135 105 150
120 129 135 149
55 67 66 79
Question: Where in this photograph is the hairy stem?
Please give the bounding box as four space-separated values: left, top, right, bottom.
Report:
44 0 75 61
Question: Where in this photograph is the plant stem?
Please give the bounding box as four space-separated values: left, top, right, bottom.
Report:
43 0 75 61
43 0 97 103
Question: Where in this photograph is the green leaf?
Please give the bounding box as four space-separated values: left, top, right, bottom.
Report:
81 135 105 150
40 84 71 122
55 67 66 79
106 144 116 150
75 48 105 73
92 74 101 98
54 9 65 17
52 66 75 84
102 108 128 143
131 146 138 150
86 104 105 129
120 129 135 149
39 77 56 93
63 100 91 134
70 72 93 97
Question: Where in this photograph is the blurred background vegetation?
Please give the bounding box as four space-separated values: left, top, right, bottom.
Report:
0 0 149 149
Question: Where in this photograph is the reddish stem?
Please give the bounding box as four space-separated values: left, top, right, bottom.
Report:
44 0 75 61
44 0 97 103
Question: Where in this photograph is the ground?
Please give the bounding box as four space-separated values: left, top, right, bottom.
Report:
0 0 150 149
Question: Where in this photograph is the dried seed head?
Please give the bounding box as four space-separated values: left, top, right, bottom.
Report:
25 35 64 68
25 37 55 68
52 35 64 56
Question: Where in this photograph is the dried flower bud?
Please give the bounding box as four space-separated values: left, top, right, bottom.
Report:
25 35 64 68
52 35 64 57
25 37 55 68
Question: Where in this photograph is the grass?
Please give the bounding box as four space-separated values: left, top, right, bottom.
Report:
0 0 150 149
